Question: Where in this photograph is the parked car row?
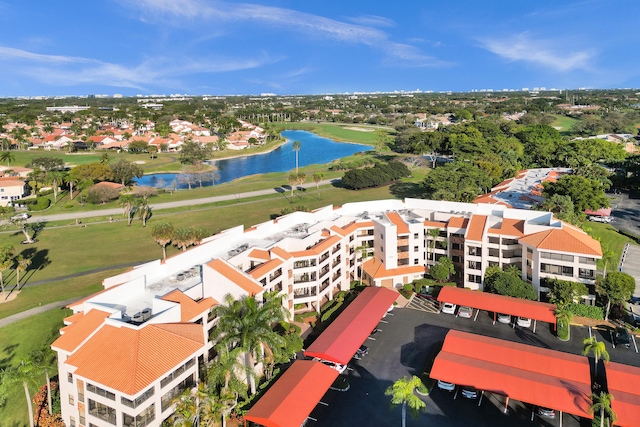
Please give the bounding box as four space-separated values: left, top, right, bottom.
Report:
437 380 556 419
440 305 532 329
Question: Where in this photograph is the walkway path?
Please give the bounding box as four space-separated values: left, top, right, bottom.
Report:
0 297 80 328
26 179 339 223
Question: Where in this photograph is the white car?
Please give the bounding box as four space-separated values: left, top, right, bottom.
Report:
442 303 457 314
461 386 478 399
458 306 472 318
517 317 532 328
11 212 30 221
588 216 612 223
497 313 511 324
437 380 455 391
315 358 347 374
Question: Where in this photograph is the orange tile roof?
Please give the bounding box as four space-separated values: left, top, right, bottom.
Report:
51 309 112 353
290 235 341 258
63 311 85 325
248 248 271 260
424 221 447 228
161 290 217 322
339 221 374 235
330 225 347 236
466 215 487 241
66 323 204 395
270 246 293 260
519 227 602 256
248 259 284 279
488 218 525 237
386 212 410 234
207 259 264 295
448 217 468 229
362 258 426 279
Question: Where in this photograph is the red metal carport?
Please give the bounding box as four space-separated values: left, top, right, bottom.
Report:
604 362 640 427
431 330 593 421
244 360 338 427
304 286 398 365
437 287 556 331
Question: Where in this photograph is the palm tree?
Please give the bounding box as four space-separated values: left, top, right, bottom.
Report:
211 292 288 395
65 175 78 200
385 376 426 427
15 254 31 288
207 347 248 427
0 244 14 300
170 382 220 427
287 172 298 201
152 222 174 259
12 216 34 244
601 250 616 276
118 194 136 225
30 350 54 415
296 171 306 190
47 170 66 204
555 305 573 340
0 151 15 166
1 359 41 427
292 140 301 174
590 391 617 427
312 173 323 199
582 337 610 377
173 228 195 252
136 198 151 227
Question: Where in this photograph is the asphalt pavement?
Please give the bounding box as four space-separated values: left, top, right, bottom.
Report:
312 307 639 427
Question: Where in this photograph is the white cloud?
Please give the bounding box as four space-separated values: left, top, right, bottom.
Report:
0 45 278 89
478 33 594 72
116 0 445 66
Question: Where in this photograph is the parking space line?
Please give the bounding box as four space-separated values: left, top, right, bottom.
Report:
478 390 484 407
367 337 376 341
379 320 388 324
633 335 638 353
453 388 459 400
610 331 616 349
588 326 592 339
473 309 479 322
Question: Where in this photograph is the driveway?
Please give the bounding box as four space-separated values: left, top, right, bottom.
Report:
609 191 640 239
311 307 639 427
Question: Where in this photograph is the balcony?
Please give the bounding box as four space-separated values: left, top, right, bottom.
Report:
319 253 330 263
269 269 283 281
397 238 409 246
332 244 341 254
293 288 317 299
332 257 341 268
294 260 316 269
320 280 331 292
294 273 316 284
398 252 409 259
397 245 409 252
319 266 330 278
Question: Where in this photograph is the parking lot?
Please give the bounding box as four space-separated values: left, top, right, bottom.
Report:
309 306 640 427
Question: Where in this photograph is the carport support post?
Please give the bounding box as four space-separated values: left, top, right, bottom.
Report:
533 319 537 334
559 410 563 427
493 312 496 325
503 396 509 413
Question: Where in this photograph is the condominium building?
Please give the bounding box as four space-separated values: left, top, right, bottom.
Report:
53 198 601 427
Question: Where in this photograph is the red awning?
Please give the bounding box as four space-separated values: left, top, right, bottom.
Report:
604 362 640 427
430 331 592 418
244 360 338 427
304 286 398 365
585 207 612 217
437 286 557 325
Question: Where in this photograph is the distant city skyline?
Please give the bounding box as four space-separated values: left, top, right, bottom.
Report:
1 0 639 97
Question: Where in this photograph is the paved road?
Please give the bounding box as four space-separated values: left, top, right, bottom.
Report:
609 191 640 239
25 179 339 223
0 297 80 328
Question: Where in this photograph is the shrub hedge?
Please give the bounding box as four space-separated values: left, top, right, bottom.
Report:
567 303 604 320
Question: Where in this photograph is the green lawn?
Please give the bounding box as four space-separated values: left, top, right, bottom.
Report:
584 222 636 272
270 122 388 145
0 308 71 427
550 115 578 134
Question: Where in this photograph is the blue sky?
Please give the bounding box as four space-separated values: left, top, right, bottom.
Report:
0 0 639 97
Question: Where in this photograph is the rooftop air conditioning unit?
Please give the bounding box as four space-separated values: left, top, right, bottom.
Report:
141 308 152 321
132 313 143 324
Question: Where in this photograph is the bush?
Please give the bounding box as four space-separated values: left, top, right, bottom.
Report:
341 160 411 190
293 311 318 323
567 303 604 320
557 318 570 340
26 197 51 211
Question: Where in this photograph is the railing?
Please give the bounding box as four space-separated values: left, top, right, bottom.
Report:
319 253 330 263
320 267 330 278
294 274 315 284
332 245 341 254
397 238 409 246
293 289 317 299
269 269 282 281
332 257 341 268
88 408 116 425
397 252 409 259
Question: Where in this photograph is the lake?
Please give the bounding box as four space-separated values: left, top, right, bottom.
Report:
134 130 373 189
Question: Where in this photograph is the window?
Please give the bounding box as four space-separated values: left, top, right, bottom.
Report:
541 263 574 277
488 237 500 244
161 358 196 388
70 416 76 427
541 252 574 262
69 394 74 405
468 247 480 256
380 246 383 253
451 243 462 250
502 238 519 245
87 383 115 401
68 373 73 383
79 413 85 425
488 248 499 257
414 259 419 265
452 256 461 263
380 234 384 239
123 404 155 427
579 257 596 265
88 399 116 425
579 268 595 280
121 387 155 409
414 233 419 239
468 261 480 270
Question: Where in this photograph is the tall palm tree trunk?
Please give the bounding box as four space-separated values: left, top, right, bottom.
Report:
45 371 52 415
23 382 34 427
402 401 407 427
245 351 256 395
